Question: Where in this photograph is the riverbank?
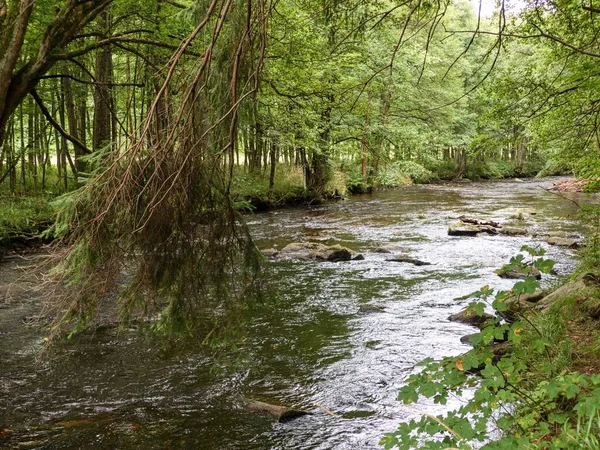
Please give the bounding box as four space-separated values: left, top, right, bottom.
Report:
383 245 600 448
0 195 54 255
0 162 584 255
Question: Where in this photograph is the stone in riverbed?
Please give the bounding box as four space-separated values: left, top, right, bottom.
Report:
498 227 528 236
448 308 494 328
546 236 580 248
460 333 480 345
448 220 499 236
448 221 481 236
496 266 541 280
260 248 279 258
327 248 352 262
246 399 311 422
386 257 431 266
373 247 392 254
279 242 353 261
358 304 386 314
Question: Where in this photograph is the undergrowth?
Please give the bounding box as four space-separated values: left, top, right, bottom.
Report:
0 194 55 248
382 246 600 449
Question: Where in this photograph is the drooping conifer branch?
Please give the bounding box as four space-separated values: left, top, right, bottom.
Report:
49 0 269 337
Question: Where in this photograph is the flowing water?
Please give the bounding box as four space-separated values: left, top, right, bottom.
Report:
0 178 596 449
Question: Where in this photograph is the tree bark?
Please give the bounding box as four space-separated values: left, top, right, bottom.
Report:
0 0 113 150
93 10 114 151
62 65 87 172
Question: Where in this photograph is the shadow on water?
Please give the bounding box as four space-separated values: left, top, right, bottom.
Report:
1 177 597 449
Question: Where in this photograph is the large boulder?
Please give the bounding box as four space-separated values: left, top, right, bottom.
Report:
279 242 353 262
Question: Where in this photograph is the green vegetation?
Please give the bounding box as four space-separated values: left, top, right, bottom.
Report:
0 194 54 250
382 247 600 449
1 0 600 445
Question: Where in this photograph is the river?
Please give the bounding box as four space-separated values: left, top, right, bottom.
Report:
0 177 594 449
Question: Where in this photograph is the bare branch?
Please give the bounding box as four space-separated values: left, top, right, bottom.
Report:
36 74 145 87
30 89 92 156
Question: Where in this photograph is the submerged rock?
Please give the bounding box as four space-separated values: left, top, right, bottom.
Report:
246 399 311 423
386 257 431 266
358 304 386 314
373 247 392 254
352 254 365 261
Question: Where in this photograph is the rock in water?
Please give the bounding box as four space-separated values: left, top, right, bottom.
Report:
260 248 279 257
448 216 502 236
386 257 431 266
246 399 311 423
327 248 352 262
448 221 481 236
358 304 386 314
448 308 494 328
279 242 353 261
546 237 580 248
498 227 528 236
497 266 541 280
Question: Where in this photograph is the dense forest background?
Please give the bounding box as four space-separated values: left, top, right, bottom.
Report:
2 0 598 206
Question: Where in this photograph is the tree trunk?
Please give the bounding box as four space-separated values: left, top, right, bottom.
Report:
268 140 277 192
62 65 87 172
93 10 113 152
308 98 332 196
0 0 113 151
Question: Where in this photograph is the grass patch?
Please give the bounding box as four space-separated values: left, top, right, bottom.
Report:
0 194 55 249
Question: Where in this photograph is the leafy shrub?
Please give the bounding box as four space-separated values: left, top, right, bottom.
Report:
376 161 434 186
464 160 514 179
538 158 574 177
0 195 55 245
426 160 458 180
382 246 600 450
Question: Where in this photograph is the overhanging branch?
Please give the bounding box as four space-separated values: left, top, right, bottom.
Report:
30 89 93 156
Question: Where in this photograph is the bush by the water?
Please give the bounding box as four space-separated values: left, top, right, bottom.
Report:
0 195 54 247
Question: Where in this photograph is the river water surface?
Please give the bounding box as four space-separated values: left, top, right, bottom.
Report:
0 178 595 449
